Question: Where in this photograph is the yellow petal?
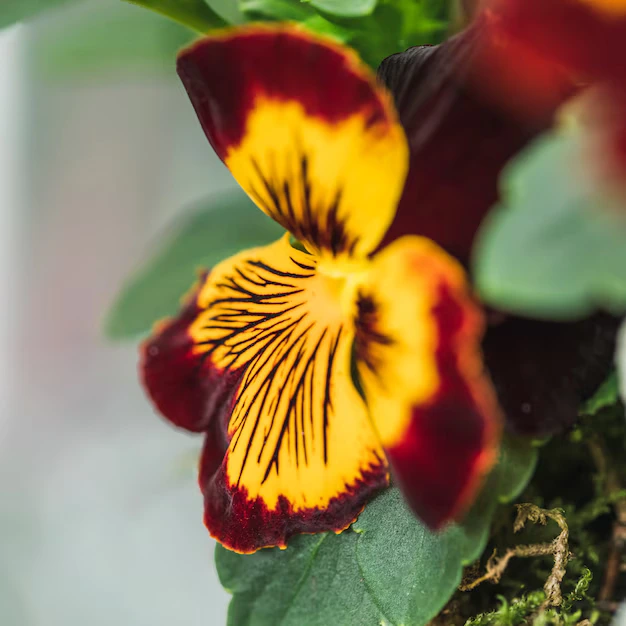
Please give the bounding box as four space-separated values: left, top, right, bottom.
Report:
354 236 502 528
177 25 408 260
191 234 388 552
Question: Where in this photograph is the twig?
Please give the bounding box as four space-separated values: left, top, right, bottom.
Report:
460 505 570 608
587 437 626 603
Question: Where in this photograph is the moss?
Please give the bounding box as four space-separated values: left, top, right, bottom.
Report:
431 400 626 626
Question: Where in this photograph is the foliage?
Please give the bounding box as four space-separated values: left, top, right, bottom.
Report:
32 0 193 79
474 130 626 320
127 0 452 68
125 0 226 32
434 397 626 626
215 437 538 626
105 190 284 339
0 0 76 29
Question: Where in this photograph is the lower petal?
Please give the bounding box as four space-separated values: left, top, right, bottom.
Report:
190 235 388 552
355 237 501 529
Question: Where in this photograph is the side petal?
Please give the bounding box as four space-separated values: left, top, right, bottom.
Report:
483 313 620 436
140 273 243 433
190 235 387 553
177 25 408 259
355 236 501 529
377 24 570 263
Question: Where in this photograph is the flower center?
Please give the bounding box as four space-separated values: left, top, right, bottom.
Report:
313 257 370 322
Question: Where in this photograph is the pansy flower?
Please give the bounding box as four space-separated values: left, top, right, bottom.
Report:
376 21 620 437
140 25 502 554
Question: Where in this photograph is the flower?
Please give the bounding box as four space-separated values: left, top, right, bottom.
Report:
376 20 620 437
140 25 502 554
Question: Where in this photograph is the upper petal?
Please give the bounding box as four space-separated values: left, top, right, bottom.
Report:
377 25 566 263
354 236 501 529
177 25 408 259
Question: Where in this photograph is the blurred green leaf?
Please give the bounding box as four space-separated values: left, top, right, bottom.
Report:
215 437 537 626
104 190 284 340
33 0 193 79
309 0 377 18
204 0 244 23
239 0 450 68
0 0 76 29
124 0 226 33
474 131 626 320
581 372 619 415
239 0 317 21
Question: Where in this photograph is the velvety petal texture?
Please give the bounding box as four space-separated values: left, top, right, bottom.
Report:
483 313 621 437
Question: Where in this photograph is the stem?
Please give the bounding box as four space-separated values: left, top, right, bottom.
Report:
123 0 226 34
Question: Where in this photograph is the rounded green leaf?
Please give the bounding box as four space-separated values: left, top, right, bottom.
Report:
215 437 537 626
104 190 284 340
474 131 626 320
352 436 538 626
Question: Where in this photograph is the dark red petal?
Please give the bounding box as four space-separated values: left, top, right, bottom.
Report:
177 25 390 161
483 313 620 437
200 452 388 554
488 0 626 86
384 280 500 529
139 275 244 433
377 24 569 263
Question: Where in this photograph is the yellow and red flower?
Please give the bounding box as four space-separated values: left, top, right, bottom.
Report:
140 25 502 554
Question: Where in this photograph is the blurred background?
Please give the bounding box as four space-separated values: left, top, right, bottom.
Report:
0 2 236 623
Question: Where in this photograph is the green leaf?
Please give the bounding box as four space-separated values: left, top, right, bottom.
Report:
104 190 284 340
204 0 244 24
32 0 193 79
474 131 626 320
217 533 387 625
124 0 226 33
580 372 619 415
0 0 75 29
216 437 537 626
239 0 317 21
309 0 377 18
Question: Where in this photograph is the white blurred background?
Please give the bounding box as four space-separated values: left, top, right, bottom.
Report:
0 3 235 623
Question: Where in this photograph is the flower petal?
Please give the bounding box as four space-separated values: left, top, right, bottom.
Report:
376 26 565 263
483 313 620 436
177 25 408 259
486 0 626 85
147 234 388 552
354 236 501 529
140 273 242 434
